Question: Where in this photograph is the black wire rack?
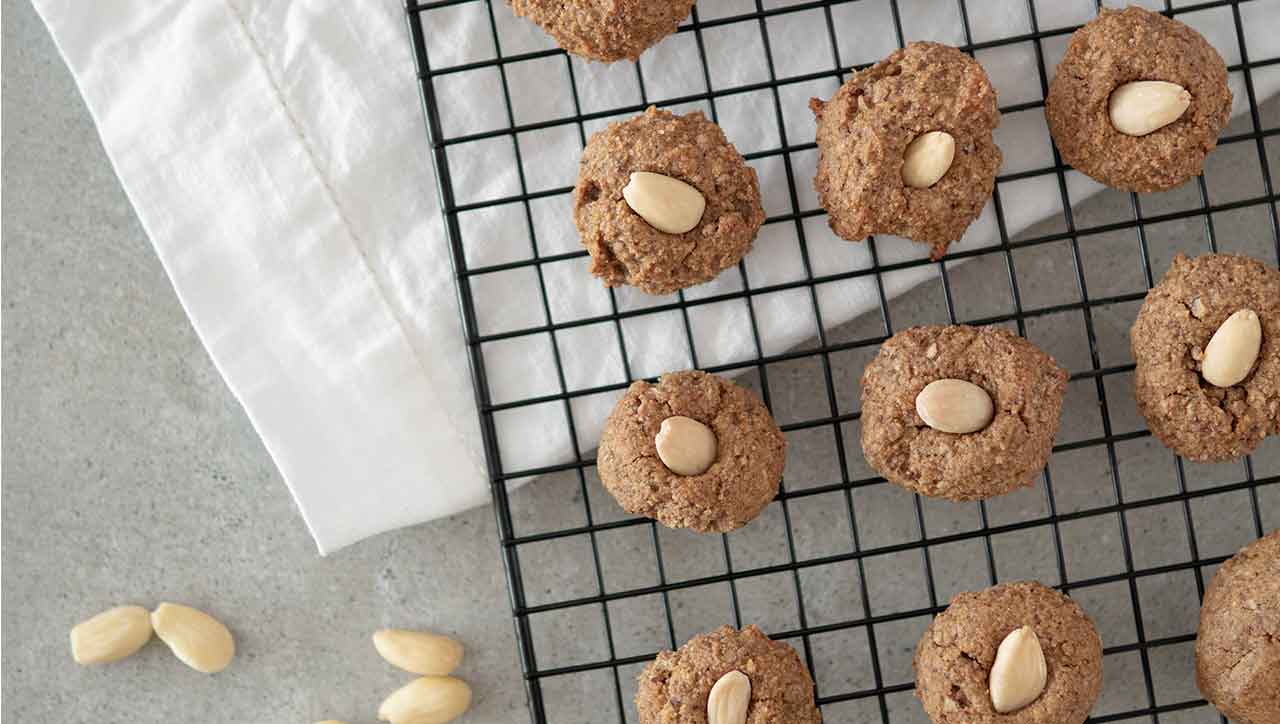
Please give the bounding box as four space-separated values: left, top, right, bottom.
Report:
406 1 1280 721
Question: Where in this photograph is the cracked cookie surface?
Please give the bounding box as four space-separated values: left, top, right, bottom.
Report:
1046 6 1231 192
574 107 765 295
914 581 1103 724
1131 253 1280 461
597 370 784 533
1195 529 1280 724
810 42 1001 259
860 325 1068 501
636 625 821 724
507 0 694 62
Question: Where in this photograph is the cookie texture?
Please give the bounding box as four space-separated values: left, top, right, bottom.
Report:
860 325 1068 501
810 42 1001 259
914 582 1103 724
574 107 766 295
1045 6 1231 192
507 0 694 62
1131 253 1280 461
1196 529 1280 724
636 625 821 724
598 371 784 533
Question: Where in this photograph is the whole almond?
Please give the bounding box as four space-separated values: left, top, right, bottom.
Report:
150 602 235 674
707 670 751 724
989 626 1048 713
902 131 956 188
70 605 153 665
622 171 706 234
655 415 718 476
373 629 464 676
1201 309 1263 387
1109 80 1191 136
915 378 995 434
378 676 472 724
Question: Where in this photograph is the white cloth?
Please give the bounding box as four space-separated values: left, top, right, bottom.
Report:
33 0 1279 554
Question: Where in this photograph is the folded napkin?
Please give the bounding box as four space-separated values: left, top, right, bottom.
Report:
35 0 1278 553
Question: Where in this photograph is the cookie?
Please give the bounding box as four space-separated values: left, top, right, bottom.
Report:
860 325 1068 501
635 625 821 724
597 370 785 533
574 107 766 295
1046 6 1231 192
1131 253 1280 461
1196 529 1280 724
810 42 1001 260
914 582 1103 724
506 0 694 62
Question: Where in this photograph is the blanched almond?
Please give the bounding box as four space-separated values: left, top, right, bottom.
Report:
70 605 153 665
989 626 1048 713
902 131 956 188
655 416 718 476
1201 309 1262 387
707 670 751 724
915 379 995 434
373 629 464 676
379 676 472 724
1109 80 1191 136
150 602 235 674
622 171 706 235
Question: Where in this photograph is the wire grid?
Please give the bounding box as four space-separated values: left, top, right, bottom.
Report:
406 0 1280 721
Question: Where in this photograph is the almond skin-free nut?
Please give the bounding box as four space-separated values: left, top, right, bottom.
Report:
989 625 1048 713
378 676 472 724
621 171 707 234
373 629 464 676
1109 80 1191 136
70 605 153 665
915 378 995 434
654 415 718 476
902 131 956 188
150 602 235 674
1201 309 1263 387
707 670 751 724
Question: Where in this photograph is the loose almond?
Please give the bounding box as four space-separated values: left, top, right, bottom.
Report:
373 629 464 676
902 131 956 188
655 415 718 476
989 626 1048 713
622 171 706 235
379 676 472 724
707 670 751 724
1109 80 1191 136
150 602 235 674
1201 309 1263 387
70 605 153 665
915 378 995 434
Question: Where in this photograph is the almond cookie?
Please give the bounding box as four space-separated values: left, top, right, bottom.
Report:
860 325 1068 501
1131 253 1279 461
1196 529 1280 724
636 625 821 724
597 370 784 533
507 0 694 63
810 42 1001 260
914 581 1103 724
574 107 766 295
1046 6 1231 192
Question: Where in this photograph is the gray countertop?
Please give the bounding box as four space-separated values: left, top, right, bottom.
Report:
3 1 1278 722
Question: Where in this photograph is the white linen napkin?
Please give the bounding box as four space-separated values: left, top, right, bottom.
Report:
33 0 1279 554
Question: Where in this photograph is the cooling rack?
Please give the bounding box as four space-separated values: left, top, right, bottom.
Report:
406 1 1280 721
